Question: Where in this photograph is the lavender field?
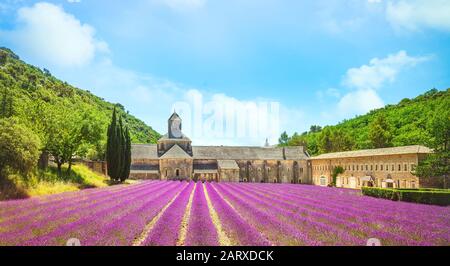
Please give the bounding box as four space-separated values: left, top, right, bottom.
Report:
0 180 449 246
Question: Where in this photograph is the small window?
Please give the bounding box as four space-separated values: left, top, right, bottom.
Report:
380 165 383 171
404 164 407 171
411 164 416 171
391 164 394 171
375 165 378 171
398 164 401 171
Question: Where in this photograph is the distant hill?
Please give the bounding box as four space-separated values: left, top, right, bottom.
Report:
0 47 160 145
283 88 450 156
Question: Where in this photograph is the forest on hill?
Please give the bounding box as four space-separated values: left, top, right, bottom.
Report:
279 88 450 156
0 47 160 159
0 47 160 199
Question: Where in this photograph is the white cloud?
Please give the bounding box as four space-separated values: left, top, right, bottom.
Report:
321 50 430 120
386 0 450 32
67 0 81 3
344 50 430 90
6 2 107 67
337 88 384 116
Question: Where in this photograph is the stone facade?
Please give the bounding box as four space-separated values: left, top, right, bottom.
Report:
310 146 432 189
130 112 310 183
130 112 431 188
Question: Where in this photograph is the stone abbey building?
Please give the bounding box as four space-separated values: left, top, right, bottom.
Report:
130 112 432 188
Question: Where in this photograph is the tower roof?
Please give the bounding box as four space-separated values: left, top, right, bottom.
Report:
168 111 181 121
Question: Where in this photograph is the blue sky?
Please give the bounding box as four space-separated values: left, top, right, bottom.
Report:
1 0 449 145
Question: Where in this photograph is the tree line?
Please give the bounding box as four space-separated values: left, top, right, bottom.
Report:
278 88 450 188
0 47 145 183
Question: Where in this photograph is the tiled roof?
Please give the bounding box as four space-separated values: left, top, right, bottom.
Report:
158 133 191 141
160 144 192 159
131 144 158 159
191 146 308 160
310 145 432 160
217 160 239 169
131 144 309 160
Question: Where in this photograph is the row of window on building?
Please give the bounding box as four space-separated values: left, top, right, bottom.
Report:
240 166 304 174
316 176 417 189
313 162 416 173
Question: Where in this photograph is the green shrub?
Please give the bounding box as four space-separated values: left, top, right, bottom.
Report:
362 187 450 206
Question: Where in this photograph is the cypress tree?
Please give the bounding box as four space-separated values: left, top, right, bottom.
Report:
106 107 131 182
120 126 131 182
116 116 124 181
106 107 118 180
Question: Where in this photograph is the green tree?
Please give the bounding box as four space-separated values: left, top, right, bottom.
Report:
106 108 131 182
331 166 344 187
0 88 13 118
318 127 333 154
106 107 119 180
331 129 354 152
41 103 102 174
288 132 307 147
120 126 131 182
116 116 124 180
0 118 41 178
415 106 450 188
278 131 290 146
310 125 322 133
368 115 392 148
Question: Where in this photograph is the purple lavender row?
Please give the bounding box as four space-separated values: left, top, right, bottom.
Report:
0 181 163 232
248 183 448 233
266 183 449 221
0 180 153 217
142 182 196 246
21 181 182 246
249 184 449 244
205 182 271 246
0 180 154 220
184 183 219 246
82 182 189 246
213 183 320 246
1 181 177 245
1 181 171 245
228 183 417 245
0 181 169 241
221 183 362 246
244 183 448 244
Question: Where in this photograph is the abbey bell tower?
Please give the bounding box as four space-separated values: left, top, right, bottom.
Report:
168 112 182 139
157 112 193 157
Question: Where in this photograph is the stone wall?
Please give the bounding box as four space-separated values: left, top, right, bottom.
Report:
311 154 421 189
159 158 193 180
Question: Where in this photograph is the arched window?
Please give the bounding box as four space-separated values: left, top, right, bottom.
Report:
320 176 327 186
175 169 180 176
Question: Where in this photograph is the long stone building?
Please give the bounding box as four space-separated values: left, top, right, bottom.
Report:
309 145 432 189
130 112 432 188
